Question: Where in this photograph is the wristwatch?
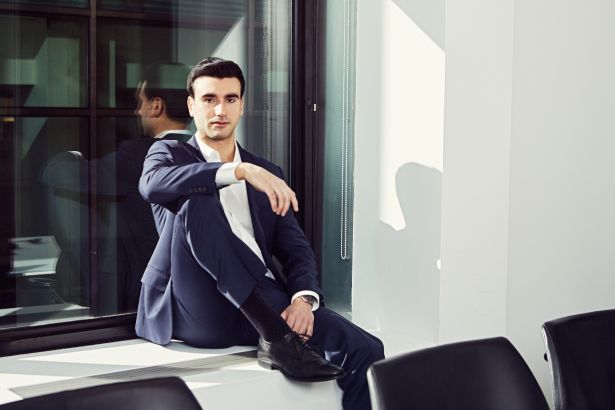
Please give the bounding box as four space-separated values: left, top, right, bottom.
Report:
299 295 318 307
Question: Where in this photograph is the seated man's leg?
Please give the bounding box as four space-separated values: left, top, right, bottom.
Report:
170 194 345 382
170 224 257 347
311 309 384 410
170 194 269 347
258 282 385 410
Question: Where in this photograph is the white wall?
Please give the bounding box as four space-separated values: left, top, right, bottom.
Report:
441 0 615 402
506 0 615 399
439 0 514 342
353 0 445 353
353 0 615 403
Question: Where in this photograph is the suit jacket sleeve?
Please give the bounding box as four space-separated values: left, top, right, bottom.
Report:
139 140 222 210
271 166 323 299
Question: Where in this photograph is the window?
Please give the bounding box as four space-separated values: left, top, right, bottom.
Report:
0 0 292 355
320 0 357 315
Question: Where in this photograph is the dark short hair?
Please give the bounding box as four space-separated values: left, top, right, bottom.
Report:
141 63 191 123
186 57 245 98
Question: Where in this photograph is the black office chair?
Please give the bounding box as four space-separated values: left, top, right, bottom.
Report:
0 377 202 410
542 309 615 410
367 337 549 410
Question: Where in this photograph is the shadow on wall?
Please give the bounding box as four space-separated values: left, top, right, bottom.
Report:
392 0 445 50
376 162 442 343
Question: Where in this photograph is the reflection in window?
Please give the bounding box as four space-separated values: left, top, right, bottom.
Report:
97 21 231 109
1 117 90 329
98 0 245 20
0 0 292 331
0 14 87 108
0 0 87 7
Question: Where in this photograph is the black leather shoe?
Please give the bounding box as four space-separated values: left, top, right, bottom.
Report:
257 332 345 382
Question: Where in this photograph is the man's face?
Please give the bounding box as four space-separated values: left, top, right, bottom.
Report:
134 81 155 137
187 76 243 142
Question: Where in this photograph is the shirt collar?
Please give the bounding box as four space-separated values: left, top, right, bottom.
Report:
154 129 193 139
196 137 241 163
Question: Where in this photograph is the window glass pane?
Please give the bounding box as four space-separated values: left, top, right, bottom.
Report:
0 117 90 329
98 0 244 20
94 117 142 315
97 0 291 173
96 21 227 110
93 117 195 315
321 0 357 315
0 14 87 108
0 0 87 7
0 0 291 334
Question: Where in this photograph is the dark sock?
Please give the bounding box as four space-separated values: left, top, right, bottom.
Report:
239 289 289 342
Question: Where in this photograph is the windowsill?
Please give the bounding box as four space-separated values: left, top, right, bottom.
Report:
0 303 90 330
0 338 343 409
0 327 431 409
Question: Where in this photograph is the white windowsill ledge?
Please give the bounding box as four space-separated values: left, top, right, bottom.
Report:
0 339 343 409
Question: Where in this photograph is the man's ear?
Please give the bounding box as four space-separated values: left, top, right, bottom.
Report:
150 97 163 117
187 96 195 117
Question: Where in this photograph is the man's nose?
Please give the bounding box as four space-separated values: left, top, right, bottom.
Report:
214 103 225 116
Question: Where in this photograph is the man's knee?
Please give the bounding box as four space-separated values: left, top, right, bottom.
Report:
370 336 385 361
357 335 385 364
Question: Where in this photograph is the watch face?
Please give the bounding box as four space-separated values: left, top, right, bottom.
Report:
301 295 316 305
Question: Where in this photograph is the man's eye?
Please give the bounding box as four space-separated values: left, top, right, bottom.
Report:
227 98 237 103
204 98 215 104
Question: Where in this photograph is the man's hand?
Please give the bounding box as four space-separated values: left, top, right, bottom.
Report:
235 162 299 216
280 298 314 340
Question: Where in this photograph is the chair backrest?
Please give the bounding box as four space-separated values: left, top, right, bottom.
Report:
542 309 615 410
367 337 549 410
0 377 202 410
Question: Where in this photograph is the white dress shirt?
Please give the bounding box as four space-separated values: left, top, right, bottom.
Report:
195 137 320 311
154 129 193 139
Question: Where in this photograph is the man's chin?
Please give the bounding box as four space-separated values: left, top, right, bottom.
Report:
206 133 233 141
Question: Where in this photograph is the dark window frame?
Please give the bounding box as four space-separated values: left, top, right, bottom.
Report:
0 0 326 357
290 0 325 281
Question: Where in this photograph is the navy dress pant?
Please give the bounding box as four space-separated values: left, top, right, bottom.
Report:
170 194 384 410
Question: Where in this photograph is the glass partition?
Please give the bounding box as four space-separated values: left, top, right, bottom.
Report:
0 14 87 108
98 0 245 20
321 0 357 315
1 117 89 329
0 0 87 8
0 0 292 331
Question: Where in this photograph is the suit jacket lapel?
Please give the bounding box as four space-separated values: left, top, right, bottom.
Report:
185 135 205 162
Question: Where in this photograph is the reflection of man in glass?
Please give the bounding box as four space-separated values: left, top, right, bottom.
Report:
134 65 193 141
41 64 192 313
111 64 193 311
137 57 384 410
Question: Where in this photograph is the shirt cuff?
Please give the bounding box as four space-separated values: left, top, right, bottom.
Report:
215 162 241 186
291 290 320 312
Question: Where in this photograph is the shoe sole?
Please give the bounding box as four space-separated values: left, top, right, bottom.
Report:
257 359 346 382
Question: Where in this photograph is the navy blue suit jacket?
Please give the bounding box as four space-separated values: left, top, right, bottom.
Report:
135 136 322 345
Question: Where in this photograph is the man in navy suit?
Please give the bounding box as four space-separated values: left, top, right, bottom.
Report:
137 57 384 410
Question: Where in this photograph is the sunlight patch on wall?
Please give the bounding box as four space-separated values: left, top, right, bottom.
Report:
378 0 444 231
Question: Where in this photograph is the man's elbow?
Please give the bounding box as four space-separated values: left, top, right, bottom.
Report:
138 177 156 203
